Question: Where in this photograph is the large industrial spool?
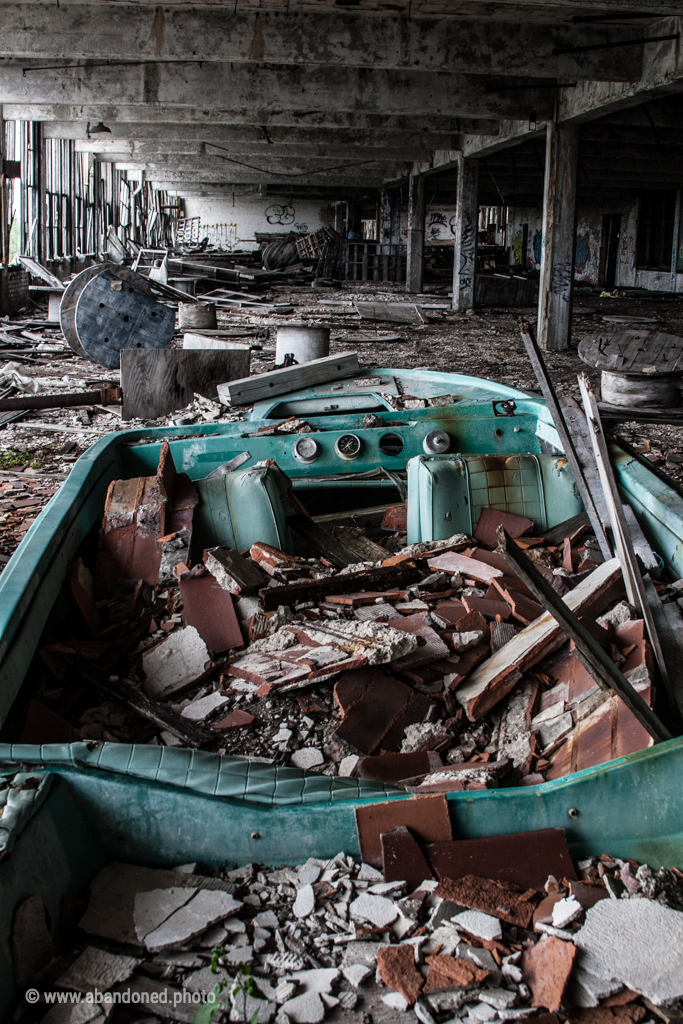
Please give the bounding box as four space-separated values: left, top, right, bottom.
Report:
60 264 175 369
578 328 683 411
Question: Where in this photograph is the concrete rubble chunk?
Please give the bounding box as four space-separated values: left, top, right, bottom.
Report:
134 887 196 943
141 889 243 951
56 946 141 993
350 892 399 928
572 899 683 1005
142 625 212 699
342 963 372 987
290 748 325 770
452 908 503 941
552 896 583 929
204 545 265 595
181 690 229 721
293 884 316 919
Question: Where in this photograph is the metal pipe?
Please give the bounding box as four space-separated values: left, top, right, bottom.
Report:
0 386 121 411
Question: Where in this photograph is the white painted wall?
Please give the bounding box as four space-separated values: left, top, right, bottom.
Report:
181 195 335 251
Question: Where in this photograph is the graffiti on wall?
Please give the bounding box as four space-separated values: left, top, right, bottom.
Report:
457 218 476 299
204 223 241 251
265 204 295 225
551 256 573 302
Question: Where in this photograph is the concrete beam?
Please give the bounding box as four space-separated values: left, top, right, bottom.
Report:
2 104 499 136
48 121 464 149
558 18 683 123
116 161 407 186
0 61 554 120
75 138 451 160
0 6 646 80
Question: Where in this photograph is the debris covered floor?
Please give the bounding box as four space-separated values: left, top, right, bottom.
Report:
3 289 683 570
8 795 683 1024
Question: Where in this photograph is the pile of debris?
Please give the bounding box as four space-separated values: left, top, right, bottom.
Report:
12 803 683 1023
13 434 673 791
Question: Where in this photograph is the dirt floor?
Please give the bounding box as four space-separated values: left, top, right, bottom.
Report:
2 284 683 568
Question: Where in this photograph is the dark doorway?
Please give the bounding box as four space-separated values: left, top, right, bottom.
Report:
636 190 676 270
599 214 621 289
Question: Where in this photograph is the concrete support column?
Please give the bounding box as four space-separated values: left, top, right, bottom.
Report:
406 172 425 294
537 121 579 352
0 110 8 314
671 189 681 293
452 154 478 310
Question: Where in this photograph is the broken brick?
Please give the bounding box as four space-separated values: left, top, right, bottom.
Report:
424 954 491 991
377 943 423 1005
434 874 540 928
522 935 576 1012
179 572 243 654
474 508 534 550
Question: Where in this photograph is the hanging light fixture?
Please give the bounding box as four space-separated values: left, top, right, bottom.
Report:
86 121 112 139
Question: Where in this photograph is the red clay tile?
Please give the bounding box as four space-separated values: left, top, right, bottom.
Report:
377 944 424 1005
355 794 452 869
522 935 576 1012
424 955 491 991
474 508 534 550
427 552 504 585
426 829 576 891
212 709 255 730
444 643 490 689
381 825 434 889
462 596 512 621
359 751 442 785
179 572 243 654
434 874 540 927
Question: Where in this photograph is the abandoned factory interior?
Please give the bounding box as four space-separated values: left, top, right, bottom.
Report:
3 3 683 1024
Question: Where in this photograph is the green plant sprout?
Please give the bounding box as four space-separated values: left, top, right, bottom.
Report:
192 946 265 1024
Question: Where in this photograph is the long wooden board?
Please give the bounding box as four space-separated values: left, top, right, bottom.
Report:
354 302 425 325
455 558 624 722
217 351 359 407
121 348 251 420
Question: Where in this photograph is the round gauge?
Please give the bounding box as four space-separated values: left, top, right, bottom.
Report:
335 433 363 461
423 429 451 455
292 436 320 464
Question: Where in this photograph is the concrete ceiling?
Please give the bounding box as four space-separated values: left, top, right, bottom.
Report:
1 1 682 196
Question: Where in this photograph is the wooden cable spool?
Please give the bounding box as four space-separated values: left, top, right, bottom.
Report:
579 328 683 411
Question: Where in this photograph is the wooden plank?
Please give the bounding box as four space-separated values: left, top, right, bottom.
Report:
497 528 671 744
542 511 590 547
217 351 359 407
520 320 612 560
644 577 683 719
121 348 251 420
455 557 624 722
259 562 420 611
578 374 675 709
354 302 425 325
